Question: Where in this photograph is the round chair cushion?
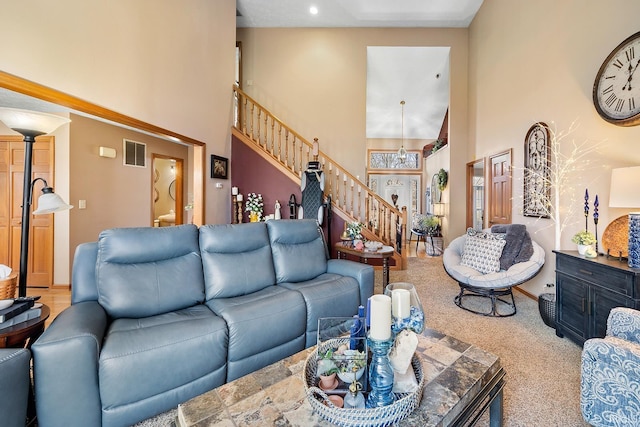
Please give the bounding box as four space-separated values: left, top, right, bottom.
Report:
443 234 545 289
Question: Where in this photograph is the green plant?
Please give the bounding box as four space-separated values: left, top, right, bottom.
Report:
437 168 448 191
245 193 264 219
431 138 445 154
346 221 364 239
571 230 596 245
419 215 441 234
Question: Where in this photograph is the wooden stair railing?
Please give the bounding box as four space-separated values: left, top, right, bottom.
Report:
233 85 407 269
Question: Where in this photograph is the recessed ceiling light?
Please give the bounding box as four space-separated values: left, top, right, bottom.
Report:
309 6 318 15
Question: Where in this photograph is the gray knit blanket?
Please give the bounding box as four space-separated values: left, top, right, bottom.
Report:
490 224 534 270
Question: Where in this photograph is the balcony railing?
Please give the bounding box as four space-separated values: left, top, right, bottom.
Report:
233 85 407 264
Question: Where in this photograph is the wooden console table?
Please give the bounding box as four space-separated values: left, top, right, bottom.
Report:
334 242 394 290
554 250 640 346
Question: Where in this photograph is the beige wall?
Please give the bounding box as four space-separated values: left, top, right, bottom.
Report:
69 114 188 259
0 0 235 285
470 0 640 294
237 27 470 239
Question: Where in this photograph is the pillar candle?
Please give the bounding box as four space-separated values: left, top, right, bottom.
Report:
236 194 243 202
369 294 392 340
232 186 238 195
392 289 410 319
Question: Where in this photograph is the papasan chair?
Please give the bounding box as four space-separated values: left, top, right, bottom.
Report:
443 225 545 317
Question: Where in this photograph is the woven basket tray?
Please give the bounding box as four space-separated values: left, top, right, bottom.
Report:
303 340 424 427
0 272 17 300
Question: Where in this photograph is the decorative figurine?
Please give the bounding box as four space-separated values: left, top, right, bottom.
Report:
274 200 281 220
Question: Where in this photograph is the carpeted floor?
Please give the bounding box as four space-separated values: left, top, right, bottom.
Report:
137 256 589 426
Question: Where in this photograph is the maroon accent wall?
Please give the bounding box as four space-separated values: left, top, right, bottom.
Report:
231 135 394 266
231 135 301 222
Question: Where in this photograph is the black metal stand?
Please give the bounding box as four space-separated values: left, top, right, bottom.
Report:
454 283 517 317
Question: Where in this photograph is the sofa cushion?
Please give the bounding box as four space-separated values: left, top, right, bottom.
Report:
279 273 361 347
199 223 276 299
460 229 506 274
99 304 227 425
267 219 328 283
96 225 205 319
206 285 306 381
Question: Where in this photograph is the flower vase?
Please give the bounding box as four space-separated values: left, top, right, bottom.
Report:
249 212 259 222
577 244 590 256
384 282 425 335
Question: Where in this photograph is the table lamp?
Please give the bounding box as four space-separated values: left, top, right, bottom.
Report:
609 166 640 268
0 108 73 297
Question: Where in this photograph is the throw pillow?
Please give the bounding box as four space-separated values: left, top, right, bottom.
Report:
461 229 506 274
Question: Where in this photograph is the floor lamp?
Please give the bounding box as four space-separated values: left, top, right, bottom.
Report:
0 108 72 298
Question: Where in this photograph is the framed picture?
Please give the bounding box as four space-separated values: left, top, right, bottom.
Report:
211 155 228 179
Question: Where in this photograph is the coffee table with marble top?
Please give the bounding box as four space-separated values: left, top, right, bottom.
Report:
177 328 505 426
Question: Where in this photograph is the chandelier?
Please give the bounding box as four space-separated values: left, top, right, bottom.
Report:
397 100 407 163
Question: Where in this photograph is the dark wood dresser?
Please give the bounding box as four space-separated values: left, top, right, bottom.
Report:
553 250 640 346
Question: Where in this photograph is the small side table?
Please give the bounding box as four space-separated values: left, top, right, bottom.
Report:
334 242 394 291
0 304 50 349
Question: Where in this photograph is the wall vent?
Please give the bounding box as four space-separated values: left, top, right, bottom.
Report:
123 139 146 167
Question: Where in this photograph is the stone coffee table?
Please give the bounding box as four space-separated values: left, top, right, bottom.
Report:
177 328 505 426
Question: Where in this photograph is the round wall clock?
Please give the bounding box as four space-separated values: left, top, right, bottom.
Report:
593 31 640 126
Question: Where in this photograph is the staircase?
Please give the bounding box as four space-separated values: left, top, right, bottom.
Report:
232 85 407 269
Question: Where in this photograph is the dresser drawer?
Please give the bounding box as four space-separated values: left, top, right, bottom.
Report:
557 255 635 297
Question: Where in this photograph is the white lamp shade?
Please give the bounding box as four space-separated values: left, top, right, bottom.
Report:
0 107 70 137
33 193 73 215
433 203 445 217
609 166 640 208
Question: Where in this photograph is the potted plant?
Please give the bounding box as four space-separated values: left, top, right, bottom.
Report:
437 168 448 191
571 230 596 255
420 215 441 236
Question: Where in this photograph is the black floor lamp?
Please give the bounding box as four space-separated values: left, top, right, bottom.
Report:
0 108 73 298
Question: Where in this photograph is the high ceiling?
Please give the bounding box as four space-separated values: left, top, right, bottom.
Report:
237 0 483 140
236 0 483 28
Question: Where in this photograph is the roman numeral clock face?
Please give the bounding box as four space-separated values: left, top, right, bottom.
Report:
593 31 640 126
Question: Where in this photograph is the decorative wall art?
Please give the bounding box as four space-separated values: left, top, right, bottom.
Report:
211 155 228 179
523 122 551 218
368 150 421 170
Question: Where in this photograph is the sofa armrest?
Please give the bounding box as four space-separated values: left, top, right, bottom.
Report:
32 301 108 427
607 307 640 345
581 336 640 426
0 348 30 427
327 259 374 305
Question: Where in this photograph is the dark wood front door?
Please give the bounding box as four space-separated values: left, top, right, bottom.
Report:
488 150 512 226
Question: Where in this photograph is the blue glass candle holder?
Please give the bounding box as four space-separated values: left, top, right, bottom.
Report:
385 282 425 336
366 337 395 408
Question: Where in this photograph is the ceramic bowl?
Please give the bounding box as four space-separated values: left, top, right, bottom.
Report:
364 241 383 251
337 367 365 383
0 299 14 310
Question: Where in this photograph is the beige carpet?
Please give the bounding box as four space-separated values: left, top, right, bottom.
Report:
137 256 589 426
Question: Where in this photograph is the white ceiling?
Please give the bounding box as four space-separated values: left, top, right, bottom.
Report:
236 0 483 28
237 0 482 140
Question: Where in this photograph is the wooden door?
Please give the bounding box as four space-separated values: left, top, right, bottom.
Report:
488 150 512 226
0 135 54 288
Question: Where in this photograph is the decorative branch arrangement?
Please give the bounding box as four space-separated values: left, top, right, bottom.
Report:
522 121 607 250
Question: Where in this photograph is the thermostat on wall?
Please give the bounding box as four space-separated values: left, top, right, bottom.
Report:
99 146 116 158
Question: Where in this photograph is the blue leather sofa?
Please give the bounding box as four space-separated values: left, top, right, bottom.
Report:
0 348 31 427
31 219 374 427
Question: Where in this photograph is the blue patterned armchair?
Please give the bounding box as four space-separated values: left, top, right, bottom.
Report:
581 307 640 426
